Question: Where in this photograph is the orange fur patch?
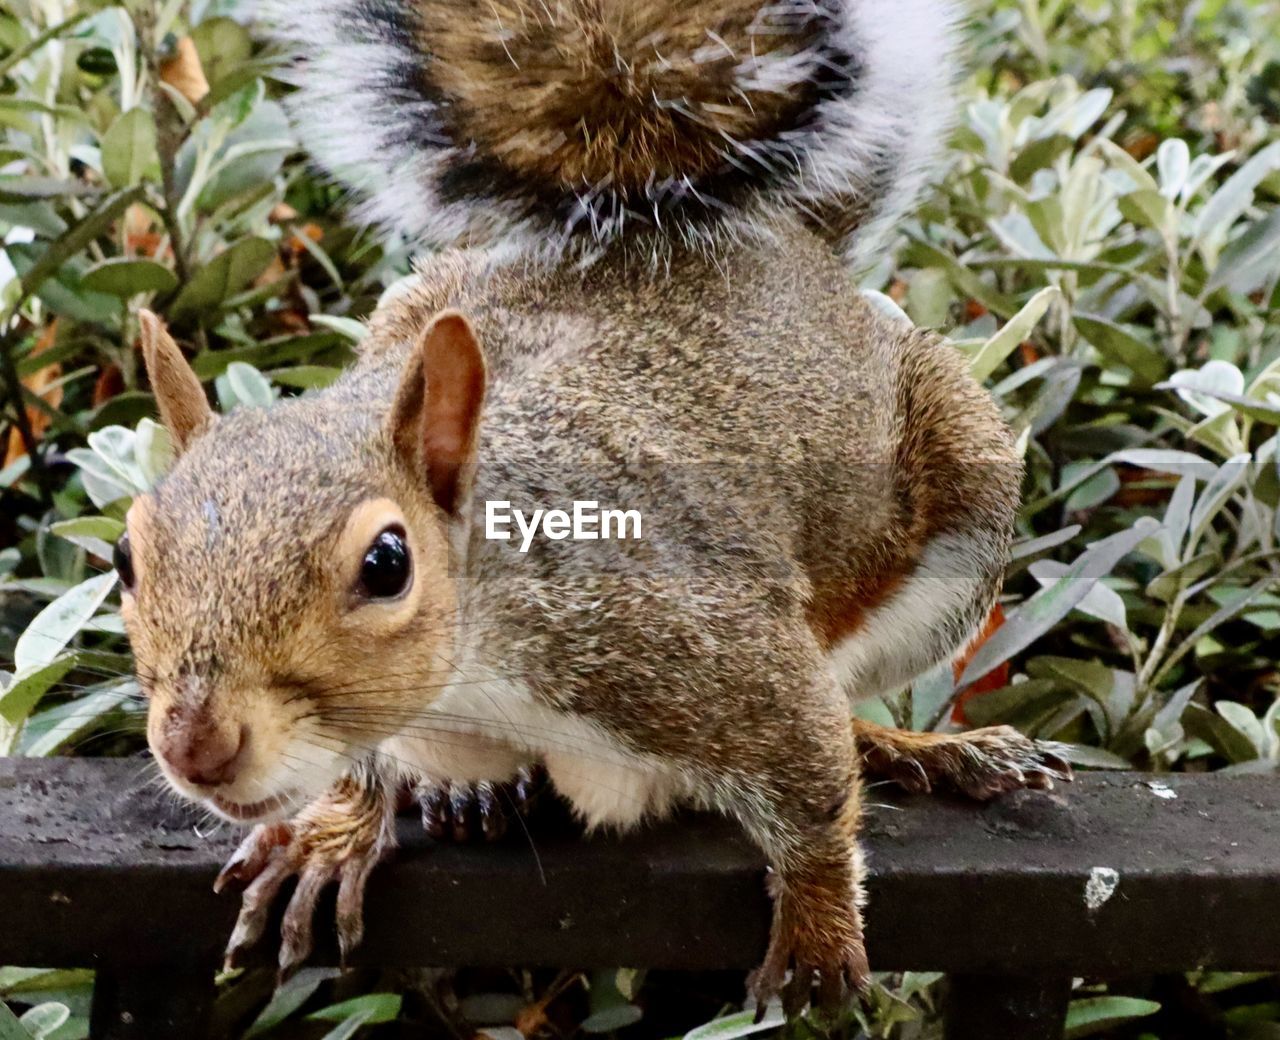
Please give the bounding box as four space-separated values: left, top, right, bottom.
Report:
807 564 915 650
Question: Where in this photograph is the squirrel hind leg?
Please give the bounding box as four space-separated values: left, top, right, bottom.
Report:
851 717 1072 801
727 670 871 1019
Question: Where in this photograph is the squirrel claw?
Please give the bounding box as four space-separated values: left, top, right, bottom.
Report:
859 726 1074 803
418 765 547 843
216 778 391 981
215 821 292 895
749 956 866 1022
947 731 1073 800
748 867 869 1021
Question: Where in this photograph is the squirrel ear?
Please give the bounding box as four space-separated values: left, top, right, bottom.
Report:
388 310 487 514
138 310 214 454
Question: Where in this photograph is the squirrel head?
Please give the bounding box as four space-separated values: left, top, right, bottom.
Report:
121 311 487 822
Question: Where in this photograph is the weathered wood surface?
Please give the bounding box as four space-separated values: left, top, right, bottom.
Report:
0 759 1277 978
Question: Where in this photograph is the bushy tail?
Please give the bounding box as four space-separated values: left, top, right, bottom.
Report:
266 0 962 267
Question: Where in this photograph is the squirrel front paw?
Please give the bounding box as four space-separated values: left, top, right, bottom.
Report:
215 775 394 979
417 764 547 842
748 867 870 1019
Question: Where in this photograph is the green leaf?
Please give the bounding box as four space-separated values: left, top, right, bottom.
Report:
970 286 1061 382
1118 189 1169 230
190 17 254 90
17 1003 68 1040
1074 314 1166 384
958 519 1159 687
101 108 159 188
1207 209 1280 293
0 969 93 1000
1108 448 1214 479
307 314 369 343
1145 552 1219 603
64 449 134 509
905 267 953 327
682 1003 785 1040
1095 138 1158 192
1195 141 1280 249
200 119 294 211
1152 680 1200 735
1188 455 1250 549
169 237 276 323
134 419 172 488
1009 525 1083 562
1178 388 1280 426
1063 467 1120 512
1216 701 1267 756
86 426 148 494
1056 744 1135 769
308 994 401 1024
0 177 96 203
1163 578 1276 690
1157 139 1190 199
13 572 117 674
22 681 137 758
317 1016 371 1040
1066 996 1160 1038
0 11 94 80
216 362 275 411
903 238 1018 318
0 657 76 743
49 516 126 560
15 187 145 303
581 1006 643 1033
1010 133 1074 181
1028 560 1127 627
912 662 955 732
0 1002 32 1040
246 969 339 1037
1195 971 1276 995
1029 657 1134 734
49 517 126 542
1157 475 1196 568
269 365 343 390
81 259 177 297
1183 702 1259 763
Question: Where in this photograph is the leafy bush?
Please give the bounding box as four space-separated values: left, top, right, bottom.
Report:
1 0 1278 1036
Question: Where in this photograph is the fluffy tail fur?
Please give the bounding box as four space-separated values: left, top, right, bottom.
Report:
266 0 962 267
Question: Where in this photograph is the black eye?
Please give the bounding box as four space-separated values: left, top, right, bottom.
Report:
113 533 135 591
359 527 411 599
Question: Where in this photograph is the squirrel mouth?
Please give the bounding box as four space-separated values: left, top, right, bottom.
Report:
210 791 293 822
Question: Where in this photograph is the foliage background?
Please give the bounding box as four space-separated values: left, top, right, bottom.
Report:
0 0 1278 1036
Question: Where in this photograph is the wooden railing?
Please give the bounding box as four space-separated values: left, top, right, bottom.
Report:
1 759 1277 1038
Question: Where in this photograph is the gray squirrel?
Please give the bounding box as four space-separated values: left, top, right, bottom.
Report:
119 0 1069 1016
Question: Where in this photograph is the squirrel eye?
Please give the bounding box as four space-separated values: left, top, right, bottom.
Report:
113 533 135 591
358 526 411 600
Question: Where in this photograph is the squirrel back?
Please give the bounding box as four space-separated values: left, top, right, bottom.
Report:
267 0 962 268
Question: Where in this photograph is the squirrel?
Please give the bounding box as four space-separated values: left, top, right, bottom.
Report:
117 0 1072 1018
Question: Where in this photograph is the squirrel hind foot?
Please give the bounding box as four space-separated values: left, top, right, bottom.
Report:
852 719 1073 801
749 866 870 1020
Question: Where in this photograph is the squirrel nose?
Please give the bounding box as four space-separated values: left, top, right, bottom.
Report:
158 715 248 788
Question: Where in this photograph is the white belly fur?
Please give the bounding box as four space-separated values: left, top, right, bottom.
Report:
378 673 691 831
827 531 992 700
